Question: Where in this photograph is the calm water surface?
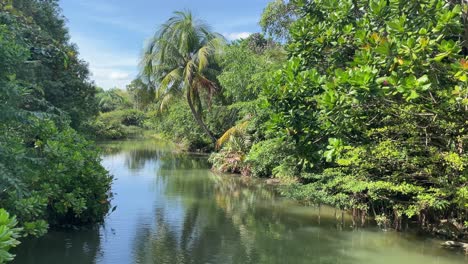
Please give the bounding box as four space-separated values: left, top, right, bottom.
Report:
12 140 467 264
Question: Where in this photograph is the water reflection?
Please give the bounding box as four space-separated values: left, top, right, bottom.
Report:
12 140 467 264
134 169 355 264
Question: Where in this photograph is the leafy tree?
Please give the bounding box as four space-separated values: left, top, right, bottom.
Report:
127 78 156 111
1 0 99 129
0 2 113 261
210 37 287 175
266 0 468 231
259 0 297 41
0 21 113 229
217 36 285 103
244 33 278 54
141 11 225 144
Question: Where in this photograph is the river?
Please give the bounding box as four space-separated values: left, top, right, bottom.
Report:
12 140 467 264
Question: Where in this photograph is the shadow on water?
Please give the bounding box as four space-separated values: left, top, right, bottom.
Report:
11 139 468 264
12 229 101 264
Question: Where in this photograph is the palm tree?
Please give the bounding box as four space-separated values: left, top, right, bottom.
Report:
140 11 225 144
96 88 125 112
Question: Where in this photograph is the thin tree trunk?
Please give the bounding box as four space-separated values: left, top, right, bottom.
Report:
186 91 217 144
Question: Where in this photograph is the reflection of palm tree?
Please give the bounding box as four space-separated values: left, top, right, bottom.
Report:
180 204 199 251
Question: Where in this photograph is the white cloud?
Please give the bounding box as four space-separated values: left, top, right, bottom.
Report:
109 71 130 80
70 32 138 89
224 32 252 41
91 68 135 89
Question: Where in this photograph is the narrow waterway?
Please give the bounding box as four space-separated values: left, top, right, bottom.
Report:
12 140 467 264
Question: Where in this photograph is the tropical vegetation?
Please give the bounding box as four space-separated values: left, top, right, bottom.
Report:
2 0 468 261
140 11 225 144
131 1 468 238
0 1 112 261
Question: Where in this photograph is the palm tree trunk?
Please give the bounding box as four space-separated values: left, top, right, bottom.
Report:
186 91 217 144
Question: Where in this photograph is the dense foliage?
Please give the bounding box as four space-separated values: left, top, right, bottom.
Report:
263 0 468 234
1 0 99 130
0 1 113 261
54 0 467 243
88 88 147 140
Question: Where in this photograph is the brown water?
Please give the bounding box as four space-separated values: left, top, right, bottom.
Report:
12 140 468 264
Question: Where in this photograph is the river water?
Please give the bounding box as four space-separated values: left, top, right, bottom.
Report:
12 140 467 264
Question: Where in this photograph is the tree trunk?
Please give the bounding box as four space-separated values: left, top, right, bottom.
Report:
186 91 217 144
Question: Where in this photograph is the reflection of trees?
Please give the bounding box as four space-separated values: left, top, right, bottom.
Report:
13 142 462 264
124 149 160 170
12 229 101 264
99 140 210 171
159 154 209 171
100 140 355 263
208 175 353 263
133 167 354 264
99 140 171 171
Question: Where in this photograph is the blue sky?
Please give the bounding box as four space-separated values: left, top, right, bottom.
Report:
59 0 271 89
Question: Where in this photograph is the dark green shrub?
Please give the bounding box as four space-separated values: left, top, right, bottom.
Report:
245 138 298 178
121 109 145 126
89 109 146 139
2 120 114 228
147 100 212 151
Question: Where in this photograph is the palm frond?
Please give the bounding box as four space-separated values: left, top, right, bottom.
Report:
159 93 174 112
216 121 250 149
159 68 183 95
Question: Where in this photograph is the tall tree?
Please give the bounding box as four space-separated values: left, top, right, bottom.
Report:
259 0 297 42
127 78 155 111
140 11 225 144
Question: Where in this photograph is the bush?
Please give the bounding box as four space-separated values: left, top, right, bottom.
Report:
146 100 212 151
245 138 298 178
1 120 113 230
121 109 145 126
89 109 146 139
266 0 468 229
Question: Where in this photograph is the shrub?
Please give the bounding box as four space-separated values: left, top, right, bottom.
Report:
121 109 145 126
1 120 113 229
89 109 146 139
245 138 297 178
266 0 468 229
147 100 212 151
